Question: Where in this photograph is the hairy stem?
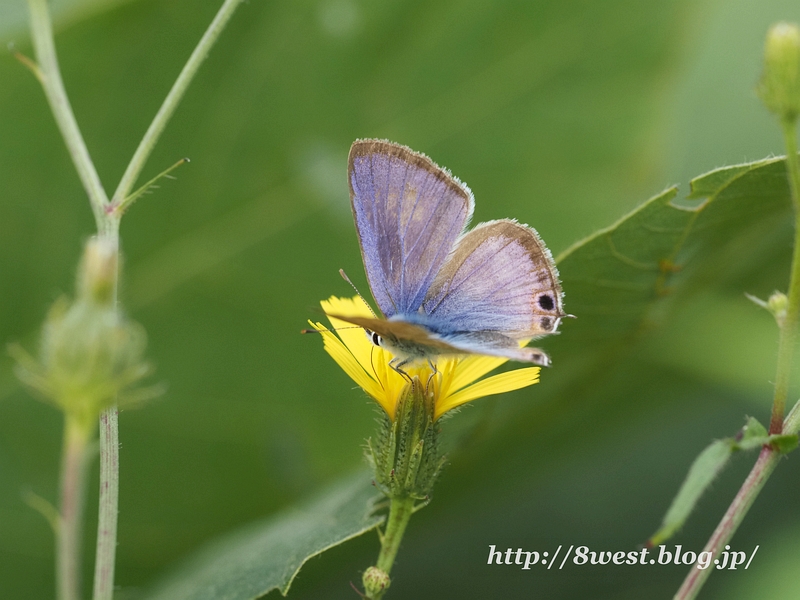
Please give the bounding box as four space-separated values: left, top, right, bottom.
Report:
673 446 779 600
771 119 800 433
26 0 109 231
368 496 415 600
92 407 120 600
782 387 800 433
57 415 91 600
111 0 243 205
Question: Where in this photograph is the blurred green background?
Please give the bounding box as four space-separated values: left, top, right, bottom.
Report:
3 0 800 598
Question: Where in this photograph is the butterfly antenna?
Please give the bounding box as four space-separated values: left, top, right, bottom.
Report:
339 269 378 318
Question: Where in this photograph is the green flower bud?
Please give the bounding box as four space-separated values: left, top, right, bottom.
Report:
362 566 390 598
367 377 445 500
768 291 789 327
11 239 158 427
758 22 800 122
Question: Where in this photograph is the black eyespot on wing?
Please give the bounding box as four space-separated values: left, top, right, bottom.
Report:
538 294 555 311
540 317 552 330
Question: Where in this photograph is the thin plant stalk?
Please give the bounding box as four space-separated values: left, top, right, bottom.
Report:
368 496 415 600
376 496 414 575
673 448 780 600
91 227 120 600
770 118 800 432
674 112 800 600
92 408 120 600
24 1 243 598
57 416 92 600
111 0 243 207
26 0 108 230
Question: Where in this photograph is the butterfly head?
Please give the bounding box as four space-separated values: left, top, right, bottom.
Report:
366 328 383 348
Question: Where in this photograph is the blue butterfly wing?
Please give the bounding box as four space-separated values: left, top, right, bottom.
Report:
430 331 553 366
349 140 474 317
327 312 551 366
423 219 564 338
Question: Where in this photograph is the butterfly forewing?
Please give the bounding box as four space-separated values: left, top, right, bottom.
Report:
348 140 474 318
423 219 563 338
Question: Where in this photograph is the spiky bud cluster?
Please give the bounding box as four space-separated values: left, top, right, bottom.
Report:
367 377 445 500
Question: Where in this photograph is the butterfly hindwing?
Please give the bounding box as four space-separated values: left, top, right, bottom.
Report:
325 313 460 352
422 219 564 338
435 331 552 366
327 313 551 366
348 139 474 318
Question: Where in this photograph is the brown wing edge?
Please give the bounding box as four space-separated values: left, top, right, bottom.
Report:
428 219 566 322
326 313 551 365
479 218 564 316
347 139 476 219
326 313 457 351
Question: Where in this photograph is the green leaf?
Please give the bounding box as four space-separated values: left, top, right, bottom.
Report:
144 471 383 600
648 438 733 547
555 185 681 345
685 163 764 200
768 434 799 453
553 156 791 359
648 416 797 547
734 416 769 450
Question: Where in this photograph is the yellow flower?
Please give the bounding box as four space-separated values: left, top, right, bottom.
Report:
309 296 541 421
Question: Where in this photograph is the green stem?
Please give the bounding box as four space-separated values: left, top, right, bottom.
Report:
92 406 120 600
675 117 800 600
57 414 92 600
782 386 800 433
110 0 243 205
91 223 120 600
26 0 109 232
673 446 779 600
771 119 800 433
369 495 415 600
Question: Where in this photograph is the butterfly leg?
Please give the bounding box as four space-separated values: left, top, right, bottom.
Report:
389 357 413 382
425 359 440 394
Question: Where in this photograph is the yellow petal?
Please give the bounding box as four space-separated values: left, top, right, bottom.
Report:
445 355 508 395
315 296 543 422
321 296 376 375
436 367 540 419
311 320 387 408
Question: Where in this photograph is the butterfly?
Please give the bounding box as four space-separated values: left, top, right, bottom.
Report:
330 139 565 373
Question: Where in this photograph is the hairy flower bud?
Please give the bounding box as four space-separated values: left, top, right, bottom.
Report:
768 291 789 327
11 239 157 426
367 378 445 500
758 22 800 122
362 566 390 598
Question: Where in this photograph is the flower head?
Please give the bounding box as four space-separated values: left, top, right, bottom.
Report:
10 238 160 428
310 296 541 421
